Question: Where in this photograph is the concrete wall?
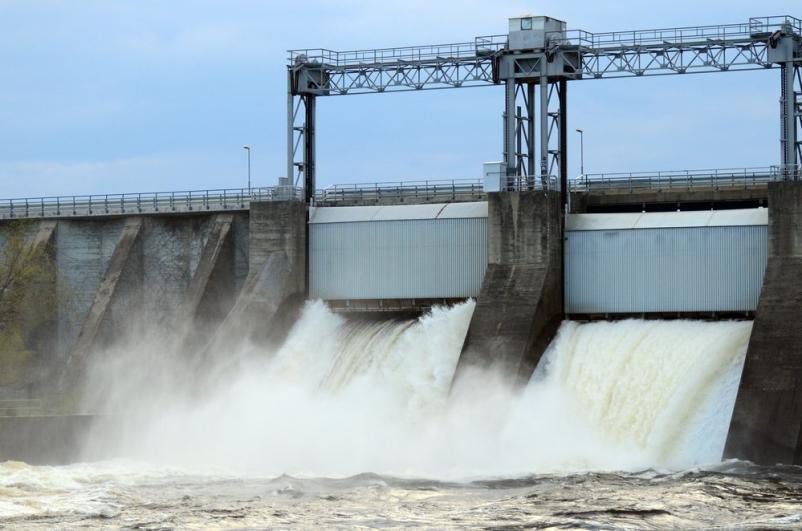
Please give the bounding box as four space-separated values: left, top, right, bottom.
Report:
0 213 251 394
455 191 563 385
210 201 307 347
726 181 802 465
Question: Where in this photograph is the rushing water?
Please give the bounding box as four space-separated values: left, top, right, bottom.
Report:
3 301 800 529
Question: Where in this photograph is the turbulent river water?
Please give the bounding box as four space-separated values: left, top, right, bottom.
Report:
2 301 801 529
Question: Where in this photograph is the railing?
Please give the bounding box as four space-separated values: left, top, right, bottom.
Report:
314 179 485 203
289 37 505 68
547 17 801 50
0 186 303 220
0 166 792 219
570 166 783 192
290 16 801 68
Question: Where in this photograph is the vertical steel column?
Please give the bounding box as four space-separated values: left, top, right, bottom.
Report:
559 79 568 203
795 65 802 178
539 76 549 188
286 71 295 185
516 105 523 176
504 79 517 182
527 83 536 185
781 63 797 178
303 95 316 201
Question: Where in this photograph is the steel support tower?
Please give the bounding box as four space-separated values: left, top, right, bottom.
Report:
288 16 802 203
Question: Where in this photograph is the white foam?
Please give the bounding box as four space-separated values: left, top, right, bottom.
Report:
80 303 752 479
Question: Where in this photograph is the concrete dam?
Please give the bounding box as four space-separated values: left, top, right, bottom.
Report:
0 177 800 468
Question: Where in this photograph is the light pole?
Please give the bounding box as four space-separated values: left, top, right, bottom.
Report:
575 129 584 179
242 145 251 192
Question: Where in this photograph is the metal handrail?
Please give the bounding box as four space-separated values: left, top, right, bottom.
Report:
0 186 303 220
570 166 788 192
290 16 801 67
288 38 504 67
0 165 794 219
315 178 485 203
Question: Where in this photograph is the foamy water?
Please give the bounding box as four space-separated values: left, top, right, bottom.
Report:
76 301 752 478
1 302 769 528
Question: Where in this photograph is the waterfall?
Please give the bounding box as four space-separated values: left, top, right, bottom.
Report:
89 301 752 477
533 319 752 467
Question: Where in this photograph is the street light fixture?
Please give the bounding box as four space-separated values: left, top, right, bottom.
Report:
575 129 585 180
242 145 251 193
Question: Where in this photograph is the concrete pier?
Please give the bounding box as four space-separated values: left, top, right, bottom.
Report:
214 200 307 346
725 181 802 465
455 191 563 385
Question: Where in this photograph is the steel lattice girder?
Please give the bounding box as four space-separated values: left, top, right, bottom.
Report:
292 58 496 95
286 15 802 195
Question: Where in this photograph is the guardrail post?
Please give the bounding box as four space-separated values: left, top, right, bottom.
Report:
40 197 44 217
104 195 109 214
56 197 60 216
25 199 29 218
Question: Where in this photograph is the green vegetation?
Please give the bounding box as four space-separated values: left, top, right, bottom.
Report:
0 221 57 387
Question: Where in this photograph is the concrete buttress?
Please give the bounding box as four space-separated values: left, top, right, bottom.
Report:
181 214 235 325
208 201 306 349
454 191 563 386
66 217 143 368
725 181 802 465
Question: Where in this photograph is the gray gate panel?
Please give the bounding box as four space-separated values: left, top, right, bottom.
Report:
310 217 487 300
565 225 767 313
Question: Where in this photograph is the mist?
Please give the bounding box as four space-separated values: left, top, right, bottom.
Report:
79 301 752 480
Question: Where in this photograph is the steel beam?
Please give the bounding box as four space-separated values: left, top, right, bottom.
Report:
539 76 549 188
527 83 536 180
782 63 796 177
304 95 316 200
797 66 802 173
503 79 516 181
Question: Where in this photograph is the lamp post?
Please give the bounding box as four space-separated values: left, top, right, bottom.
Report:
575 129 584 179
242 145 251 193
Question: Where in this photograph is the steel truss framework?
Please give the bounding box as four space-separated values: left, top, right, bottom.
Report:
288 16 802 202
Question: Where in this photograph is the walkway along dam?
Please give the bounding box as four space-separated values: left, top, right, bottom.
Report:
0 14 801 468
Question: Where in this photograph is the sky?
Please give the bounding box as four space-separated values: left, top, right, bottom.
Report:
0 0 798 198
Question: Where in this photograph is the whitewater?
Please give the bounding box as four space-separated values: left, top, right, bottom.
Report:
4 301 801 529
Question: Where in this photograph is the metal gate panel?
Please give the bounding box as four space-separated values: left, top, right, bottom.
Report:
309 217 487 300
565 225 768 314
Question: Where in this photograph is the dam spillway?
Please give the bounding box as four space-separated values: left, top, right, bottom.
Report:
80 301 752 476
1 181 801 468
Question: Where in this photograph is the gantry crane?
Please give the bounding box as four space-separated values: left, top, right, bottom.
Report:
288 15 802 204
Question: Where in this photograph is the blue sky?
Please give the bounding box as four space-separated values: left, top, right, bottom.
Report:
0 0 798 197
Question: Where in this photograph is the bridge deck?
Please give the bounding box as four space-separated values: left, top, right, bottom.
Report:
0 167 790 220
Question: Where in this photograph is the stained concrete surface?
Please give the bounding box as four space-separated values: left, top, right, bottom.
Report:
725 181 802 465
455 191 563 386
